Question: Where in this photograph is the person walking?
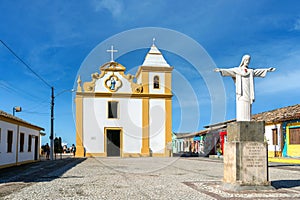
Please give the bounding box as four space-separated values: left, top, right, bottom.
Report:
71 144 76 157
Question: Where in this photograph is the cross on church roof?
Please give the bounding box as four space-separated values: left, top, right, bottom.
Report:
107 45 118 62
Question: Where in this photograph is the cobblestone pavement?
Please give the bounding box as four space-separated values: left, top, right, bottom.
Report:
1 157 300 199
0 157 85 198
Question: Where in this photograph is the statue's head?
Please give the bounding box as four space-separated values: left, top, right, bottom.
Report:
239 54 251 68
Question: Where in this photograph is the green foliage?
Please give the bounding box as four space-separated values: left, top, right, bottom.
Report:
54 137 63 154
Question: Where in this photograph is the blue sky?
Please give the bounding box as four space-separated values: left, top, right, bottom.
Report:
1 0 300 146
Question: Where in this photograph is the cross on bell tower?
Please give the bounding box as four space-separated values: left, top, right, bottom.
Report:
152 38 155 46
107 45 118 62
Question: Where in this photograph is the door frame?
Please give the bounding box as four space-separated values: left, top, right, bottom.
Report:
104 127 123 157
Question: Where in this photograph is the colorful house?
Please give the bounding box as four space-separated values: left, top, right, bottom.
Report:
0 110 44 169
173 132 196 155
203 104 300 158
252 104 300 158
203 120 235 156
173 130 212 156
173 120 234 157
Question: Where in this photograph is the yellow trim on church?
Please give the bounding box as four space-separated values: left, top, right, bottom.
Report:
165 71 172 94
75 94 84 157
100 61 126 72
141 70 149 93
85 153 106 157
136 66 173 78
141 97 150 155
165 98 172 156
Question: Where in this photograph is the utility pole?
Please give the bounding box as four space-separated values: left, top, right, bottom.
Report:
50 86 54 160
49 88 74 160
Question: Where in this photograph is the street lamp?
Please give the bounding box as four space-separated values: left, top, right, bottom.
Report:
50 88 75 161
13 106 22 116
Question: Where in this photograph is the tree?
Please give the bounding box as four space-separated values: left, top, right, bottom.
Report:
54 137 63 159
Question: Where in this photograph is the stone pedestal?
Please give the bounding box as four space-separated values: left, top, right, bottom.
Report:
223 121 273 190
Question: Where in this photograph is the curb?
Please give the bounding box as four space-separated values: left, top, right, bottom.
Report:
268 157 300 164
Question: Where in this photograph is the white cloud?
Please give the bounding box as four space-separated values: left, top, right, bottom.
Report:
93 0 124 18
293 18 300 31
256 69 300 94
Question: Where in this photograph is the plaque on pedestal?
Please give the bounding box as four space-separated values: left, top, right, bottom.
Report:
223 121 273 191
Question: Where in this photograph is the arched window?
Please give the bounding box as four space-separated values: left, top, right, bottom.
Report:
153 75 159 89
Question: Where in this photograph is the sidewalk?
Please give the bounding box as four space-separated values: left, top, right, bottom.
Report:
208 155 300 165
268 157 300 164
2 157 300 200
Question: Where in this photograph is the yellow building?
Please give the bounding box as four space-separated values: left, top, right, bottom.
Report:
285 121 300 157
75 44 173 157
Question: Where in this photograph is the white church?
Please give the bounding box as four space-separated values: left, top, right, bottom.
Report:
75 43 173 157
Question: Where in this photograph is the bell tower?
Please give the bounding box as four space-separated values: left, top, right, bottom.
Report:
136 41 173 156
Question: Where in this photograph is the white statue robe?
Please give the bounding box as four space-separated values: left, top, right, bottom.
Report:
219 67 269 121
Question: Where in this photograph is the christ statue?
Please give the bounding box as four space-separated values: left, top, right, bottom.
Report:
215 54 275 121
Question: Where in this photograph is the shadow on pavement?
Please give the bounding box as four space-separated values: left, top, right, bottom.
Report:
271 180 300 189
0 158 86 198
0 158 86 184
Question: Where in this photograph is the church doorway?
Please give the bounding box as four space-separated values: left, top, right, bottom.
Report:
106 129 121 157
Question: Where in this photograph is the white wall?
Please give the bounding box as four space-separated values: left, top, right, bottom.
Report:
149 72 165 94
265 123 282 151
0 120 40 167
0 121 17 166
83 97 143 154
83 97 103 153
149 99 166 153
18 126 40 163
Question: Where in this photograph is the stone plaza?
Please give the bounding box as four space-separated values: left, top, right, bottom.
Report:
1 157 300 199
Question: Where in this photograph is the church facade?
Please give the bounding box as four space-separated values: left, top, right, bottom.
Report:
75 44 173 157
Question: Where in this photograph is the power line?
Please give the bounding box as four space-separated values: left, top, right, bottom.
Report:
23 98 51 112
0 40 52 88
0 80 42 102
21 110 49 116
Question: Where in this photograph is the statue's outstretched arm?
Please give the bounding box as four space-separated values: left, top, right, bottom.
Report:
254 67 276 77
214 68 236 77
268 67 276 72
